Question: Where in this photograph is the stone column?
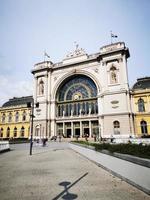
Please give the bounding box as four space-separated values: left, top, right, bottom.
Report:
146 95 150 112
80 121 82 137
71 122 73 138
81 121 83 137
89 121 92 138
63 122 65 137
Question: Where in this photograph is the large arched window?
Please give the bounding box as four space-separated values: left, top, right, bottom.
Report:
22 111 26 121
2 113 5 123
140 120 148 134
8 112 12 122
113 121 120 134
0 128 3 137
14 127 17 137
138 98 145 112
7 127 10 138
15 112 19 122
56 75 98 117
20 126 25 137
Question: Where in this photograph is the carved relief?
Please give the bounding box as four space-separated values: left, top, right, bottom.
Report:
94 68 99 73
65 44 86 58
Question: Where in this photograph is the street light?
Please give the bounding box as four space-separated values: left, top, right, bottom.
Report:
27 101 39 155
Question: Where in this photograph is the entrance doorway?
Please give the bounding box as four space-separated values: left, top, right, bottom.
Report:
67 129 71 138
75 128 80 137
84 128 89 137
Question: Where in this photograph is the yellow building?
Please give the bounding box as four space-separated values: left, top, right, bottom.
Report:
0 96 33 139
131 77 150 137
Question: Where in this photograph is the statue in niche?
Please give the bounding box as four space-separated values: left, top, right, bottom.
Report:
39 80 44 95
110 67 117 83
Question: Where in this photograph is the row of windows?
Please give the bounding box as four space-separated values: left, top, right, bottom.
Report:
112 117 149 135
0 126 30 138
113 120 149 135
57 101 98 117
1 111 28 123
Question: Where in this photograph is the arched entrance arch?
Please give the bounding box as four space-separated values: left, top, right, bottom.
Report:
55 74 100 139
52 70 101 100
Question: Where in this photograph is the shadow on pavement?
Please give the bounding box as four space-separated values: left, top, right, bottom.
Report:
52 172 88 200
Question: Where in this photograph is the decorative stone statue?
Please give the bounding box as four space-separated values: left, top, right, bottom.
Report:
39 81 44 95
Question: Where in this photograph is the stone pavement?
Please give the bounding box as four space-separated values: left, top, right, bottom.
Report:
0 142 149 200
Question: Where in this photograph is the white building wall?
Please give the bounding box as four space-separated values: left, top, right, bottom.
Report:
32 42 133 139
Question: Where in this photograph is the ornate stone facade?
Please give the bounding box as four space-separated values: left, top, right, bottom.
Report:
31 42 134 139
131 77 150 137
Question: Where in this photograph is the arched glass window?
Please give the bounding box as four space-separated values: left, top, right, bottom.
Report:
113 121 120 134
110 66 118 84
8 112 12 122
138 98 145 112
20 126 25 137
22 111 26 121
140 120 148 134
0 128 3 137
2 113 5 123
14 127 17 137
56 75 98 117
39 80 44 95
7 127 10 138
15 112 19 122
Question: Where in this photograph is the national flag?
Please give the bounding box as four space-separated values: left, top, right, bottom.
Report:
111 33 118 38
44 52 50 58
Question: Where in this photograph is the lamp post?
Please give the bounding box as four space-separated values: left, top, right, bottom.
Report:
27 101 39 155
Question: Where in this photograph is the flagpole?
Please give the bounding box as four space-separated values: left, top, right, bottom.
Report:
44 50 46 62
110 31 112 44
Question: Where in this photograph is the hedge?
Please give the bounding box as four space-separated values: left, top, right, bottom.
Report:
72 141 150 159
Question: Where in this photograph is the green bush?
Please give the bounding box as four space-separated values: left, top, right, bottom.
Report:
72 141 150 159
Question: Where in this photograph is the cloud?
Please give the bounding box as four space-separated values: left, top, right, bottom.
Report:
0 75 33 106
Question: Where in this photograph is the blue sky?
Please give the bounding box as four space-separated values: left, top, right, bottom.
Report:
0 0 150 105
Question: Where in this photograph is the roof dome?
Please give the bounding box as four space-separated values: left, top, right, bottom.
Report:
132 77 150 90
2 96 33 107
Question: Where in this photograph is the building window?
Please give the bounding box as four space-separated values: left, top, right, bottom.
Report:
22 111 26 121
7 127 10 138
39 79 44 95
140 120 148 134
138 98 145 112
8 112 12 122
0 128 3 137
113 121 120 134
14 127 17 137
20 126 25 137
56 75 98 117
15 112 19 122
2 113 5 123
110 66 118 84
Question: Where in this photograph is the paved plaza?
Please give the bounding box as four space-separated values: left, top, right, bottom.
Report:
0 142 149 200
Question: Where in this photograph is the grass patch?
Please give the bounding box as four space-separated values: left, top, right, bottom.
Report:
72 141 150 159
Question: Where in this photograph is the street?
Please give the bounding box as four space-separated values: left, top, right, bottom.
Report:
0 142 149 200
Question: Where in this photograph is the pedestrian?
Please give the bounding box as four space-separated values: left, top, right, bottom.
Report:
59 134 61 142
54 136 57 142
42 138 46 147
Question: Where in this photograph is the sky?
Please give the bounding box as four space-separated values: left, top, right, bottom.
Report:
0 0 150 106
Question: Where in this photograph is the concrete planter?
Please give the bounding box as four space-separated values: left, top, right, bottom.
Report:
0 141 10 152
69 142 150 195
